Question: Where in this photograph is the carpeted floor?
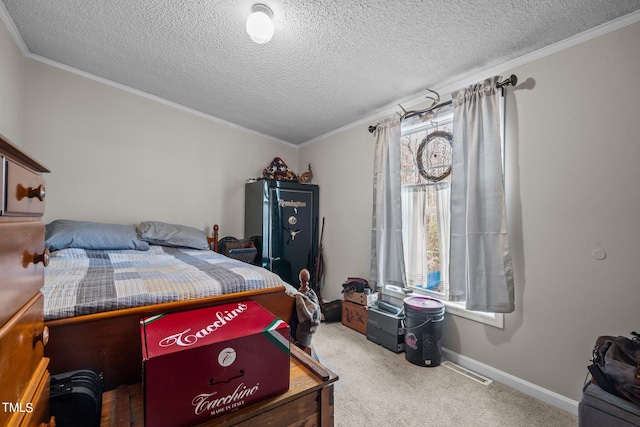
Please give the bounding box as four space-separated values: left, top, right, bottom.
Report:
312 322 578 427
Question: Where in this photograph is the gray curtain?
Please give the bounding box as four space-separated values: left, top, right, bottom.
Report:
449 77 515 313
370 118 406 290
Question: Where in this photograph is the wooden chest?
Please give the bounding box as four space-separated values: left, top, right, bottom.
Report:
101 345 338 427
341 300 368 335
343 291 379 307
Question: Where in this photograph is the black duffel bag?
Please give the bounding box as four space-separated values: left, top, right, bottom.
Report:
50 369 104 426
588 332 640 406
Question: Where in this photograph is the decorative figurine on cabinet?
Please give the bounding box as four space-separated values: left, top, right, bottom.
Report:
298 164 313 183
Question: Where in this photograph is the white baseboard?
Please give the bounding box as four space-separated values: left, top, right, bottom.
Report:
441 348 580 416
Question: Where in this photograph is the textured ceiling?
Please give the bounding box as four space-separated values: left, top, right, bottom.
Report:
2 0 640 145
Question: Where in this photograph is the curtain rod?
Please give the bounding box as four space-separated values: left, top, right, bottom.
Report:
368 75 518 133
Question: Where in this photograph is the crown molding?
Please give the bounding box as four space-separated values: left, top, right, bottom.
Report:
2 3 639 149
25 53 297 148
301 10 640 147
0 3 296 148
0 1 28 55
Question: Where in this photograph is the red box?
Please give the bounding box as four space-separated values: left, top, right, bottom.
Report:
140 300 290 427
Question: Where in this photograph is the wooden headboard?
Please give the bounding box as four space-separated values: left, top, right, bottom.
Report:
207 223 219 252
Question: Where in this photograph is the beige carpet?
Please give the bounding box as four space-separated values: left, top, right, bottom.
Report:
312 322 578 427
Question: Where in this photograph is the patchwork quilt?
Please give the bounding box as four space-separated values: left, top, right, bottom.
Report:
42 245 295 321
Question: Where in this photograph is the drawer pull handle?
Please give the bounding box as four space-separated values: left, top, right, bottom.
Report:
34 326 50 347
34 249 50 267
27 184 46 201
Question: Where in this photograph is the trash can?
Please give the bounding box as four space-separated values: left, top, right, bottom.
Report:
403 296 445 367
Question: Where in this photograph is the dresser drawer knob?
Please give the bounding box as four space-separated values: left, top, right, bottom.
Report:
27 184 46 201
34 249 50 267
34 326 50 347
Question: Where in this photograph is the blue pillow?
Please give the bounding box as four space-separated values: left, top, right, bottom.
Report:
45 220 150 251
136 221 209 250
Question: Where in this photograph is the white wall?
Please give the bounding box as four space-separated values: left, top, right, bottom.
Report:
301 21 640 402
298 118 375 300
0 16 24 144
22 59 298 238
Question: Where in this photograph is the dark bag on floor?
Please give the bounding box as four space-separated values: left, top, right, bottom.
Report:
588 332 640 406
50 369 104 427
321 299 342 322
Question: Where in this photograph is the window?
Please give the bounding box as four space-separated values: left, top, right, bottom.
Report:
397 96 507 328
400 105 454 300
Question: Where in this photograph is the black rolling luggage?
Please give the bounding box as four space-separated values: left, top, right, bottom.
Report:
50 369 103 427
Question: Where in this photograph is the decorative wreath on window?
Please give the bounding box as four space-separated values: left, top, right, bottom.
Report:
416 130 453 182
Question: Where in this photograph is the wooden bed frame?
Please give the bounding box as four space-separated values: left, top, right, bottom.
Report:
44 224 298 391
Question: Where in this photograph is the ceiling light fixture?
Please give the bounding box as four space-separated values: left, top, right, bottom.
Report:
246 4 274 44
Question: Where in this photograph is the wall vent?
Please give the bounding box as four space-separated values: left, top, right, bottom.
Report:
441 361 493 386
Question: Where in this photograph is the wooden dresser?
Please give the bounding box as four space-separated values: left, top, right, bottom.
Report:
0 133 53 426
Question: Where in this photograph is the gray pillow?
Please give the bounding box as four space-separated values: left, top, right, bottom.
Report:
45 219 150 251
136 221 209 250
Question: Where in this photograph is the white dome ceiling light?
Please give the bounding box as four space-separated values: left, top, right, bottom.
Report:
246 4 274 44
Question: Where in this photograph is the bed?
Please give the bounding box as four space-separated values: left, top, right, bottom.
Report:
42 220 302 390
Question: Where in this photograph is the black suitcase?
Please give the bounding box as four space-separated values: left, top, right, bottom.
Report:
50 369 104 427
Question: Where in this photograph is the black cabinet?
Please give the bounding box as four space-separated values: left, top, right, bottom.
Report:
245 180 319 289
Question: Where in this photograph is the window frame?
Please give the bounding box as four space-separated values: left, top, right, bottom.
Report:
400 106 453 300
391 96 507 328
383 285 504 328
